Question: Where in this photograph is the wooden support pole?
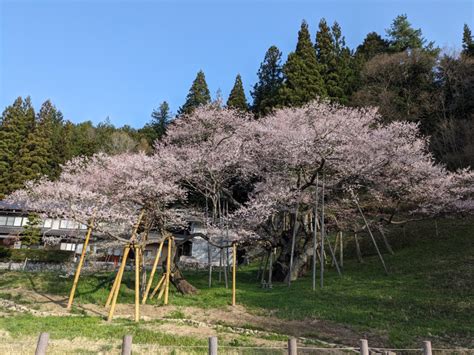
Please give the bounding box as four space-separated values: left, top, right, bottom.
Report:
67 220 93 310
339 231 343 268
106 246 130 307
35 332 49 355
142 239 164 304
268 248 273 288
331 232 340 267
378 225 395 255
208 336 218 355
224 247 229 289
423 340 432 355
149 274 166 299
121 335 133 355
353 196 389 275
260 251 269 286
207 242 213 288
354 233 363 263
232 242 237 306
312 173 319 291
360 339 369 355
134 245 140 322
320 173 325 288
164 236 172 305
218 248 223 282
107 245 130 322
287 202 300 287
288 338 297 355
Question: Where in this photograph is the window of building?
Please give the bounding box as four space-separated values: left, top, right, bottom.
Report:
51 220 60 230
6 217 15 226
0 216 7 225
60 243 76 252
13 217 23 227
43 219 52 228
59 220 69 229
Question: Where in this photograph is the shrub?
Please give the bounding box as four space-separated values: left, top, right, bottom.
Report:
0 247 72 263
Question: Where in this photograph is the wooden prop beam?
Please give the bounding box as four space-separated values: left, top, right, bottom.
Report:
134 245 140 322
320 173 325 288
142 239 164 304
107 245 130 322
150 274 166 299
312 173 319 291
287 202 300 287
106 246 129 307
164 236 172 305
67 219 94 310
232 242 237 306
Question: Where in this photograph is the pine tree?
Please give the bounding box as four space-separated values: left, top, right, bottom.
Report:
279 21 326 107
227 74 248 111
10 101 55 190
251 45 284 116
462 24 474 57
21 214 42 246
386 14 437 53
0 97 35 198
151 101 171 139
178 70 211 115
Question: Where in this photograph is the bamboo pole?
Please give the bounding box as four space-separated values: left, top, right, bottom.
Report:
377 225 395 255
260 251 269 286
67 219 94 310
224 247 229 289
354 233 363 263
339 231 343 268
268 248 274 289
327 234 342 276
149 274 165 299
312 173 319 291
142 239 164 304
107 245 130 321
134 245 140 322
232 242 237 306
163 236 172 305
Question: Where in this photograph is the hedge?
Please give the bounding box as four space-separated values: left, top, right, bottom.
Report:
0 247 72 263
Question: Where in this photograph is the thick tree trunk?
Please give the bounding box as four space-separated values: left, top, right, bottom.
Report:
163 242 199 295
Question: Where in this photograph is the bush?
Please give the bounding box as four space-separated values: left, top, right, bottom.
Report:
0 247 72 263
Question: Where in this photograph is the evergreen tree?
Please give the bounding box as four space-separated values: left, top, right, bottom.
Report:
178 70 211 115
227 74 248 111
279 21 326 107
251 45 284 116
386 14 436 53
315 19 354 103
462 24 474 57
150 101 171 140
10 101 55 190
355 32 390 61
0 97 35 198
21 214 42 246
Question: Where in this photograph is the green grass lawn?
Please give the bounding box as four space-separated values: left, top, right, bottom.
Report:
0 218 472 348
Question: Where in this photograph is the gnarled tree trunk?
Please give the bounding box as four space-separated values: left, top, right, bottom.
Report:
163 239 199 295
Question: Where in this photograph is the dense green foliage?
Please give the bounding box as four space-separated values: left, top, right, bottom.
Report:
178 70 211 115
20 214 42 246
227 74 248 111
0 247 72 263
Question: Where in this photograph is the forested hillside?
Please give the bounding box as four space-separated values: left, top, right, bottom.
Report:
1 14 473 198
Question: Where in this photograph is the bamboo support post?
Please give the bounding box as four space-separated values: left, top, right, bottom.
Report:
106 246 130 307
268 248 274 288
354 233 363 263
164 236 172 305
312 174 319 291
67 220 93 310
327 234 342 276
224 247 229 289
134 245 140 322
320 173 325 288
340 231 343 267
260 251 269 286
232 242 237 306
287 202 300 287
378 225 395 255
142 239 164 304
107 245 130 322
150 274 166 299
207 242 212 288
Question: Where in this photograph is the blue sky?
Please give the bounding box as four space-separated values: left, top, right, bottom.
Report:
1 0 472 128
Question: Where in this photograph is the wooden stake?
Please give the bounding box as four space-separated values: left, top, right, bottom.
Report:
164 236 172 305
224 247 229 289
339 231 343 268
354 233 363 263
142 239 164 304
207 242 212 288
107 245 130 322
377 225 395 255
326 234 342 276
134 245 140 322
67 219 93 310
232 242 237 306
260 251 269 286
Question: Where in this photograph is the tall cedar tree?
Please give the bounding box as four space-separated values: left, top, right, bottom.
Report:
251 46 284 116
315 19 355 103
141 101 172 144
178 70 211 115
10 101 56 191
355 32 390 61
279 21 326 107
386 14 437 54
227 74 248 111
0 97 35 198
462 24 474 57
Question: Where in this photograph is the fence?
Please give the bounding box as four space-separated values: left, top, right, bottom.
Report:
33 332 461 355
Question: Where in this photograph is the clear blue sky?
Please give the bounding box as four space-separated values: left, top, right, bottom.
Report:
1 0 472 128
